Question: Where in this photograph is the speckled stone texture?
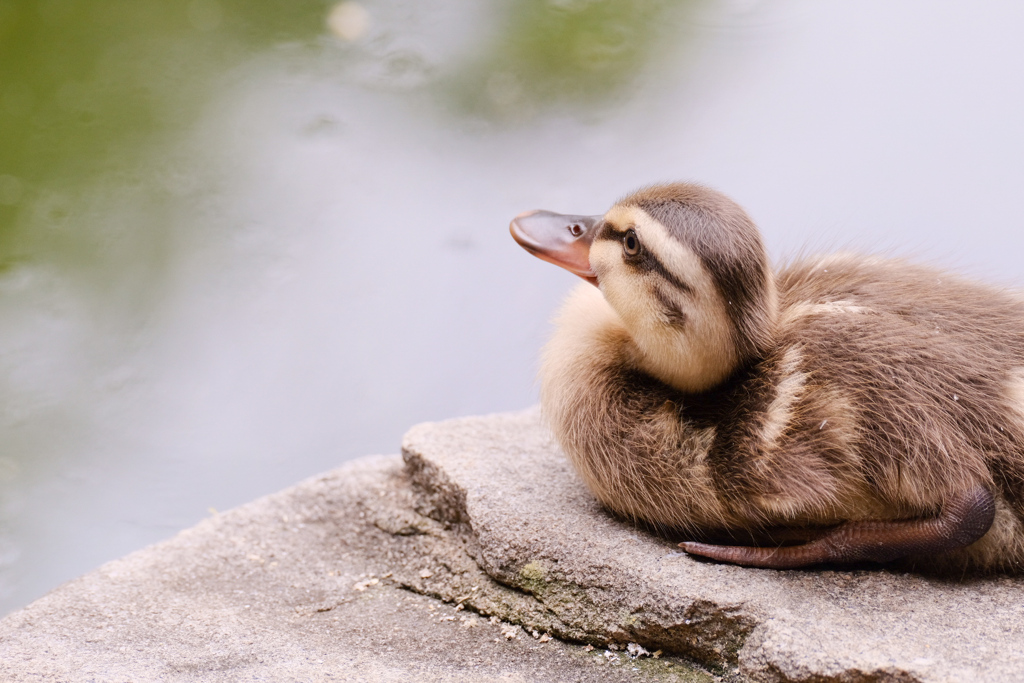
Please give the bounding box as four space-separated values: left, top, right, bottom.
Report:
0 446 713 681
1 408 1022 682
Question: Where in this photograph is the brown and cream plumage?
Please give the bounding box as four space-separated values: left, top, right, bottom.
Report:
511 182 1024 573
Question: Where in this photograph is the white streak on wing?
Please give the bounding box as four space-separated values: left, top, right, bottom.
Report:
780 300 874 326
761 347 806 449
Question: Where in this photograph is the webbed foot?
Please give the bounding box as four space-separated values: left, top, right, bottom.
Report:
680 487 995 569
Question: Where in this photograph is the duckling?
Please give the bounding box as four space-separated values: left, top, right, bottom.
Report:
511 183 1024 573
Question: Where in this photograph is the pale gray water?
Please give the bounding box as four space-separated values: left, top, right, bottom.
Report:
2 0 1024 615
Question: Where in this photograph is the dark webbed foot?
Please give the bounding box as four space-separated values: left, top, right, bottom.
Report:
680 487 995 569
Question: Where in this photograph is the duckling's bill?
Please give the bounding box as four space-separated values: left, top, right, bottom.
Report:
510 210 602 286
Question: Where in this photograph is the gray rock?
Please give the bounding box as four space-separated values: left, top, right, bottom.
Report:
0 449 713 682
2 408 1022 682
401 408 1024 682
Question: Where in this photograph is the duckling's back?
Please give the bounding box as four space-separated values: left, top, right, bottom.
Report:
741 254 1024 571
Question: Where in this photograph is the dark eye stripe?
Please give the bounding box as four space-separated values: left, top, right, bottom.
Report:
647 255 694 295
598 226 695 295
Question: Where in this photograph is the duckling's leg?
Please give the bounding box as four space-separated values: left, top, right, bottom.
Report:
679 487 995 569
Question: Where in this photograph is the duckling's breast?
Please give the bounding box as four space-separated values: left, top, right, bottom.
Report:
540 285 737 532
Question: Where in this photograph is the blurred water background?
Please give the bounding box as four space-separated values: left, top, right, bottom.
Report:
2 0 1024 615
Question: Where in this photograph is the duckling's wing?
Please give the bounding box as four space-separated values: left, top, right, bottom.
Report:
679 487 995 569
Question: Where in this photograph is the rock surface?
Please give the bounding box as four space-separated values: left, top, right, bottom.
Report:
0 437 713 681
2 409 1023 682
401 409 1024 682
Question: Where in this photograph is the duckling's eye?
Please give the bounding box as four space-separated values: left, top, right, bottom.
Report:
623 229 641 257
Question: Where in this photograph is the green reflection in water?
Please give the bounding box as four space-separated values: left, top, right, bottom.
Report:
449 0 700 117
0 0 699 276
0 0 328 277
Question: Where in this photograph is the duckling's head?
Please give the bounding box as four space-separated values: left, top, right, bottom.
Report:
511 183 776 393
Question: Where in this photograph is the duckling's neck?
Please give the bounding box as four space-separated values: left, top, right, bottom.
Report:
615 275 778 395
628 316 742 394
548 284 738 395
